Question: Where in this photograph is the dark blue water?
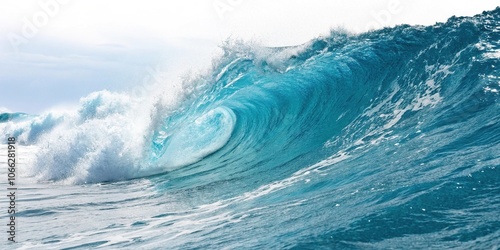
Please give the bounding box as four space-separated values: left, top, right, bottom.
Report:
1 8 499 249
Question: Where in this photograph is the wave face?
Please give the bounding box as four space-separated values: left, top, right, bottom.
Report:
2 8 500 249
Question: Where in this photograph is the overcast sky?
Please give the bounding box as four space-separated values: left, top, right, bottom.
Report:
0 0 498 113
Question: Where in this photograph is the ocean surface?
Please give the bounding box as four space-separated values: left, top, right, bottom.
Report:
1 8 499 249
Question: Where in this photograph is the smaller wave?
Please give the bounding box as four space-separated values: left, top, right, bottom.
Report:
0 112 30 123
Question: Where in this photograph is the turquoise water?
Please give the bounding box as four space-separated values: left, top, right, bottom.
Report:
1 8 499 249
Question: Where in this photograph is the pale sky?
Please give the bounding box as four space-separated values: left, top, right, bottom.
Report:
0 0 498 113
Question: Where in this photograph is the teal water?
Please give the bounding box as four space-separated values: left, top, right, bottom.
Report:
1 8 499 249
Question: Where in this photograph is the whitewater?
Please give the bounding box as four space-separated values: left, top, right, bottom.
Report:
1 8 499 249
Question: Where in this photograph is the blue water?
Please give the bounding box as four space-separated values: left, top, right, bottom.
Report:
1 8 499 249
